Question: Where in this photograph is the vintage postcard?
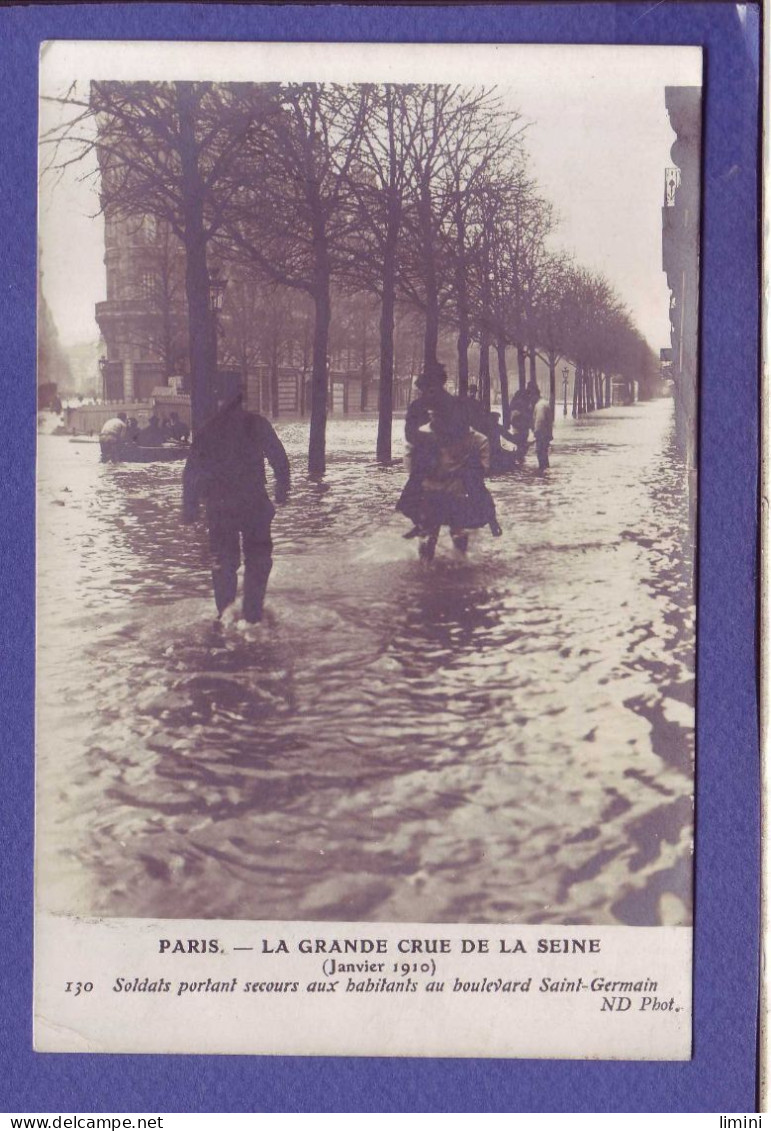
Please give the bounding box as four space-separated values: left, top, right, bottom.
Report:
35 39 700 1058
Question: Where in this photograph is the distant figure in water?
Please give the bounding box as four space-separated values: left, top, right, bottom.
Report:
464 383 495 437
397 363 501 560
168 411 189 443
99 413 127 462
138 414 165 447
465 386 518 472
531 389 554 472
526 377 541 411
508 389 531 465
182 393 290 623
487 411 520 473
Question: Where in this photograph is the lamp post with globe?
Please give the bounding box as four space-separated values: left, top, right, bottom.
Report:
98 355 108 403
208 268 228 403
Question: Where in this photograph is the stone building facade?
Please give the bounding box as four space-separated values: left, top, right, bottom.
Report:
92 203 406 420
662 86 701 481
95 207 179 404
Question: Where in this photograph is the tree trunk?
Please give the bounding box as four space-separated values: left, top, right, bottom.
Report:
529 347 537 388
496 337 509 427
548 354 557 410
419 184 439 371
300 312 311 417
376 235 397 465
182 236 215 432
270 337 279 420
455 208 470 397
424 292 439 371
572 363 580 417
160 276 174 380
456 317 470 396
240 338 248 404
517 345 527 392
176 83 217 433
479 328 491 412
360 303 369 411
309 248 331 478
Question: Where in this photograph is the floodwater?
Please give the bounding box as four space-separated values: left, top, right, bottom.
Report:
37 399 694 925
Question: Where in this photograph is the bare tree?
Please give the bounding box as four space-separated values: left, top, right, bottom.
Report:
220 83 369 477
469 168 550 412
439 89 523 400
560 269 631 415
219 272 267 408
117 216 188 379
531 252 573 409
42 80 269 429
398 85 461 372
336 85 426 462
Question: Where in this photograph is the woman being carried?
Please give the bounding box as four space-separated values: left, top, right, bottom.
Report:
397 369 502 561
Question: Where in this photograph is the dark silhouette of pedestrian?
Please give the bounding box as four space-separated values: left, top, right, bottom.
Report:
169 412 189 443
465 383 496 438
486 411 520 473
138 414 164 447
405 362 466 445
182 393 290 623
508 389 531 464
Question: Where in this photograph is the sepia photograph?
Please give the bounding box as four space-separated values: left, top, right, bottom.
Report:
36 41 699 945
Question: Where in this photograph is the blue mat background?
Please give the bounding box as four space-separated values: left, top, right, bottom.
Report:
0 2 760 1113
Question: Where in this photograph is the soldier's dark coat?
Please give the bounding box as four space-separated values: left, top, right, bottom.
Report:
183 401 290 622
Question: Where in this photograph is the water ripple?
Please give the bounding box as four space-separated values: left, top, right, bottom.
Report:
37 401 694 925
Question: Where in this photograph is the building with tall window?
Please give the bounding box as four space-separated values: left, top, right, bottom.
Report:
95 206 183 404
662 85 701 485
91 204 402 421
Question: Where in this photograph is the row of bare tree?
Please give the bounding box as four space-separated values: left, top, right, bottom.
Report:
44 80 658 475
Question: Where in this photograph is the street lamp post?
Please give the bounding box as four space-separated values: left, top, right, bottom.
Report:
208 268 228 321
98 355 108 402
208 268 228 403
562 366 569 417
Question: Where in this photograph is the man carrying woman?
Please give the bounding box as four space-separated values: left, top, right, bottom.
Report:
397 363 502 561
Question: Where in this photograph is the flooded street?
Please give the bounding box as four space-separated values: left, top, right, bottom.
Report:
37 398 694 926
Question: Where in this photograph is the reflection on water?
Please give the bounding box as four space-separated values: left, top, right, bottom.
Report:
37 401 694 925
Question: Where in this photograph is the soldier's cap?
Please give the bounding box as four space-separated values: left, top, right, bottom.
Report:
416 362 448 389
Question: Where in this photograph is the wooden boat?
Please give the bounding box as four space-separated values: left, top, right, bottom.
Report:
118 442 190 463
66 434 190 461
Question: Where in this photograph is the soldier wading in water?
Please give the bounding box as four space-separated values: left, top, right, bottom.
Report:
396 363 502 561
182 392 290 623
